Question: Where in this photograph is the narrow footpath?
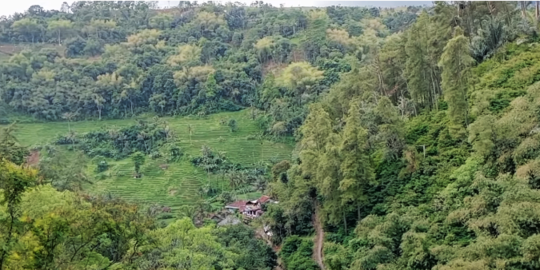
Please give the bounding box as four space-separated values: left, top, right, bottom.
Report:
312 202 325 270
255 227 284 270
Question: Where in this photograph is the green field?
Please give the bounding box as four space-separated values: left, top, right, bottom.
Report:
12 110 294 212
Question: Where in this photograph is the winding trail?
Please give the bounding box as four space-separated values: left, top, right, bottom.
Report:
313 202 325 270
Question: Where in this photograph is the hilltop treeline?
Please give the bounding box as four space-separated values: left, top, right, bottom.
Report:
0 1 420 138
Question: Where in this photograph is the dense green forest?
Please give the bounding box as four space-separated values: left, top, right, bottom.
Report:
4 1 540 269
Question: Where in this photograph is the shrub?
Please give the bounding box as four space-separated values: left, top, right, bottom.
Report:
157 213 174 220
228 118 238 132
150 151 162 159
60 120 170 159
96 160 109 173
55 134 79 145
281 236 319 270
132 152 146 177
167 145 183 162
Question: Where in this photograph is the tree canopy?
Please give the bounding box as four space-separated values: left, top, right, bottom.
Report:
3 1 540 270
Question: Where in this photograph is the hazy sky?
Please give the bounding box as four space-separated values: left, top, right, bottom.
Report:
1 0 432 17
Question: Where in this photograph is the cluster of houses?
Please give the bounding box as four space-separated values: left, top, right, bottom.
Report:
224 195 276 218
220 195 276 237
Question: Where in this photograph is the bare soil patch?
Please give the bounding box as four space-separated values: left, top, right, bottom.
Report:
26 150 40 167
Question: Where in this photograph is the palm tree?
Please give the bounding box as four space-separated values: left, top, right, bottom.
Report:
178 205 197 222
194 200 212 225
120 79 139 117
0 123 28 165
201 145 211 158
66 130 77 148
137 131 149 152
108 126 120 140
250 101 257 120
61 109 80 134
188 124 194 144
92 94 105 120
258 133 265 160
227 170 247 192
253 175 267 192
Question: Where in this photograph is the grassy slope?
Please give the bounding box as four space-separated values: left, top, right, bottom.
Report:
12 110 293 211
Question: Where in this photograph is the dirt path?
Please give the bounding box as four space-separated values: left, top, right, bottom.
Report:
313 202 325 270
255 227 284 270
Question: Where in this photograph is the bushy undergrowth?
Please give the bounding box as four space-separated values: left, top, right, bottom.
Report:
55 119 171 159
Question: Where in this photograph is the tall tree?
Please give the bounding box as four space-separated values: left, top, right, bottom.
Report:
0 124 28 166
12 18 41 43
298 104 342 229
374 96 406 160
188 124 194 144
404 11 440 110
439 27 475 134
276 62 324 102
299 104 333 177
0 160 36 270
61 110 79 133
47 19 73 45
405 6 453 111
131 152 146 177
380 32 408 103
316 132 343 230
339 99 374 222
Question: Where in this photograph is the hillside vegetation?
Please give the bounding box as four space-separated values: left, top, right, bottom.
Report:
14 110 292 212
3 1 540 270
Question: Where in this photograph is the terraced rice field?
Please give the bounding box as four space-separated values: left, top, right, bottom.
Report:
87 157 215 212
12 110 294 210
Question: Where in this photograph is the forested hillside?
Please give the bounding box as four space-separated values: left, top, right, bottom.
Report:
3 1 540 269
0 1 398 137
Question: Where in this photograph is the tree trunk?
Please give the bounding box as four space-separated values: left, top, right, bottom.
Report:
357 203 361 222
487 2 495 15
521 1 528 18
536 1 540 21
429 69 439 111
0 207 17 270
343 214 347 235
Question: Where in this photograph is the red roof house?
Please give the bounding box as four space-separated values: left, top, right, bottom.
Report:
225 200 248 212
259 195 271 204
225 195 274 218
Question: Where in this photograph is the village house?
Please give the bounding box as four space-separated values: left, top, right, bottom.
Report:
225 195 276 218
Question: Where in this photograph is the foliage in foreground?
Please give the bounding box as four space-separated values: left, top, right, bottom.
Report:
0 183 277 270
0 129 277 270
